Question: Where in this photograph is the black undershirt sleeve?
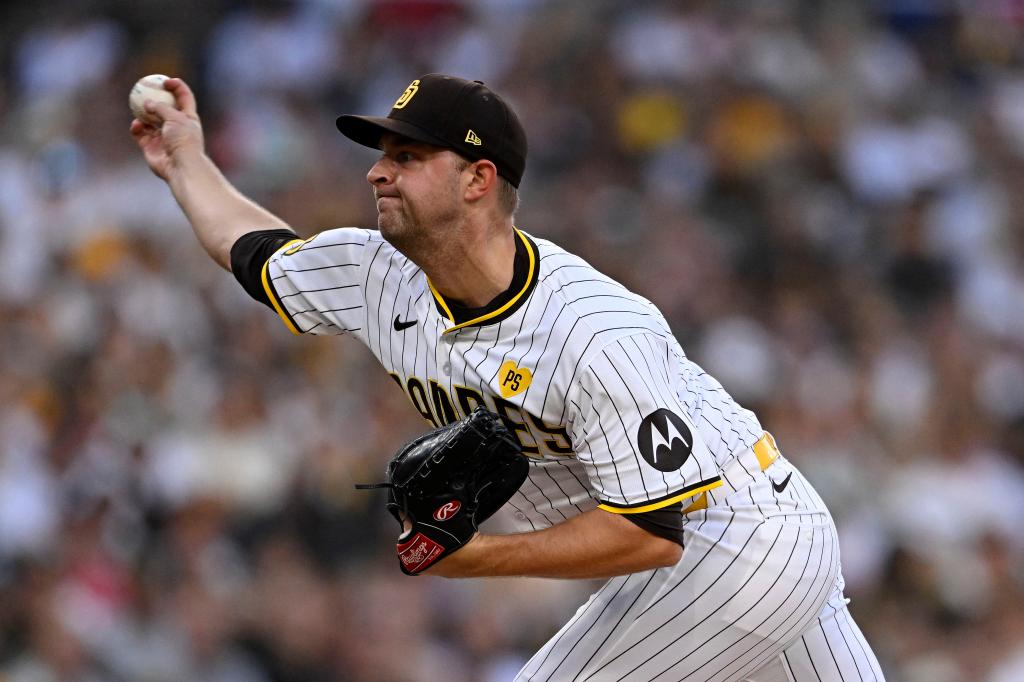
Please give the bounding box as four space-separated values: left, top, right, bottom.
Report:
229 229 298 308
621 504 685 547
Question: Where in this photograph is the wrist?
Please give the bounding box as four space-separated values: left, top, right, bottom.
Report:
169 144 210 173
166 146 219 197
425 533 489 578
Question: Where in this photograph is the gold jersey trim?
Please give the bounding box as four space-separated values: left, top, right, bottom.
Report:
261 239 304 336
598 432 781 515
428 228 537 333
598 477 723 515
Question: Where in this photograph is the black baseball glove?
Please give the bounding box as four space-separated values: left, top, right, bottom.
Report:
356 407 529 575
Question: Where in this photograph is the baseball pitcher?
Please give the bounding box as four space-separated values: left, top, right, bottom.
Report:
130 73 885 681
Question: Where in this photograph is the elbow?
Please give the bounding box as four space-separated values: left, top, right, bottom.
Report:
649 537 683 568
604 508 683 571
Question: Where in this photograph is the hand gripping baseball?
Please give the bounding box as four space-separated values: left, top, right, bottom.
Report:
356 407 529 575
128 77 205 181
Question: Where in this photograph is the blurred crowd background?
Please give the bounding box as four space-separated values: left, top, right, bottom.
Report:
0 0 1022 680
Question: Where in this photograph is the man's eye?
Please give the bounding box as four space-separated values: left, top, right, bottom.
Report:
396 151 415 163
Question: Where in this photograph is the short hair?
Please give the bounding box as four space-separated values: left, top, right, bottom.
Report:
454 157 519 218
496 176 520 217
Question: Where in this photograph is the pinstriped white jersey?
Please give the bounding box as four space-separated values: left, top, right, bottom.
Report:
261 227 765 531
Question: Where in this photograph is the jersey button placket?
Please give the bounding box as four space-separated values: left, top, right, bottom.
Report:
440 331 455 375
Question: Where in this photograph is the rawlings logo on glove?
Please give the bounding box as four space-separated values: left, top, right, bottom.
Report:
433 501 462 521
356 407 529 575
397 533 444 573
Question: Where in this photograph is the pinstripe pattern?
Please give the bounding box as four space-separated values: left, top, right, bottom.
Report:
771 588 885 682
258 227 882 681
262 228 766 526
516 458 879 682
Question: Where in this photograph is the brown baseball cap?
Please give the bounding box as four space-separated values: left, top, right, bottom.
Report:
336 74 528 187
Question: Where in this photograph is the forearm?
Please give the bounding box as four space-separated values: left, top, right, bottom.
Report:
168 150 293 271
428 508 682 580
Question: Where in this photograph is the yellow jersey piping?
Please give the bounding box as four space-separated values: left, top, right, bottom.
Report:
428 229 536 334
261 238 304 336
597 433 780 515
598 477 723 515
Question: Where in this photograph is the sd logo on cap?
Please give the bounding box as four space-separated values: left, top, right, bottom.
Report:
336 74 528 188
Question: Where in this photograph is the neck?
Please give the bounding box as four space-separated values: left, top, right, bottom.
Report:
420 220 517 308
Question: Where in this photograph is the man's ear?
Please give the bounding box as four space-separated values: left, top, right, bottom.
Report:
463 159 498 204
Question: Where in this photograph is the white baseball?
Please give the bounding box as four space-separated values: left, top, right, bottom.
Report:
129 74 177 124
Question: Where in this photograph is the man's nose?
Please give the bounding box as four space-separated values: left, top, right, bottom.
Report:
367 158 392 186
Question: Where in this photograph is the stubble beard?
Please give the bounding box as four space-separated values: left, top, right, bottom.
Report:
377 202 428 255
377 205 407 245
376 186 462 270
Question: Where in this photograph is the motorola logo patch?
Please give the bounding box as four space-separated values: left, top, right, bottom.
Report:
637 409 693 472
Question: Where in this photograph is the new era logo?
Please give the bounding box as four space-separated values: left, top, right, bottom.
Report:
465 129 482 145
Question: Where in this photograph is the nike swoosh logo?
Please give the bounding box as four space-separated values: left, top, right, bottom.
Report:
393 316 417 331
771 472 793 493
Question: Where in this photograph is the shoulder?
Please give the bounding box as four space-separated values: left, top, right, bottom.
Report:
272 228 420 276
520 234 675 389
530 235 600 286
275 227 378 256
528 233 670 340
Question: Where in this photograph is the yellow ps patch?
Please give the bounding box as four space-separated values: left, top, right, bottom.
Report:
465 129 482 145
498 360 532 398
